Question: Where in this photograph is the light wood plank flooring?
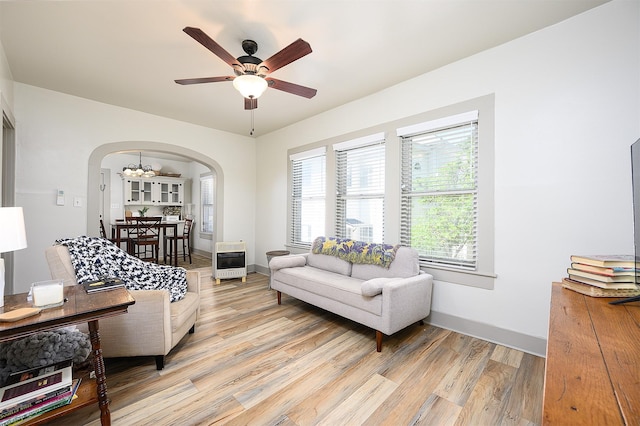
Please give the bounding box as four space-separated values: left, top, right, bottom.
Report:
49 271 545 425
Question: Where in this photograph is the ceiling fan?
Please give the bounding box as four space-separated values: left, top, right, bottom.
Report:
175 27 317 110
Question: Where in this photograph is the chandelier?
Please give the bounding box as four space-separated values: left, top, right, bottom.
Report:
122 152 156 178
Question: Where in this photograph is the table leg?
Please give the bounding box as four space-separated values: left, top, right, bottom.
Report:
173 225 178 266
88 319 111 426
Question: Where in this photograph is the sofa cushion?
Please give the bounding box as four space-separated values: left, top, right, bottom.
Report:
306 253 352 276
351 247 420 280
273 266 381 315
361 277 403 297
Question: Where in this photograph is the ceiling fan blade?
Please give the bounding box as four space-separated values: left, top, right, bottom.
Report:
260 39 312 74
183 27 239 68
266 78 317 98
244 98 258 110
174 76 233 85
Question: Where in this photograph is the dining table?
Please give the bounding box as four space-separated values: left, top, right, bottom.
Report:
110 219 183 267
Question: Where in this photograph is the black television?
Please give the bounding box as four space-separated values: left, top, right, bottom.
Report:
611 137 640 305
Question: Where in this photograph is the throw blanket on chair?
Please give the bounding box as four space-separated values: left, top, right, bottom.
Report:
311 236 399 268
56 236 187 302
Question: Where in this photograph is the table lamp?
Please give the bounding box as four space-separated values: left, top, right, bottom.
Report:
0 207 27 307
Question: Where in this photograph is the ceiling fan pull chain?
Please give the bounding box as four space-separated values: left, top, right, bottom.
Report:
250 109 255 136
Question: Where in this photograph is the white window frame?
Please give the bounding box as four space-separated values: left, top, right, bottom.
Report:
399 114 479 266
397 97 495 289
334 133 386 243
288 147 327 249
200 174 214 236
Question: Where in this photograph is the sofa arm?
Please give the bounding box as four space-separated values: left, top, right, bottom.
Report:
269 254 307 271
186 270 200 294
380 273 433 335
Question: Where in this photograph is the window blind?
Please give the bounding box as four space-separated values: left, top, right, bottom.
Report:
400 119 479 269
290 150 326 247
335 139 385 242
200 175 214 233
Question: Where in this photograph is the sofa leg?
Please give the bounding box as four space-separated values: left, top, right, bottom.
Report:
419 320 425 326
189 324 195 334
376 330 383 352
277 291 281 305
155 355 165 370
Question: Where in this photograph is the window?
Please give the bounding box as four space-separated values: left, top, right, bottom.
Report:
399 111 479 270
289 147 326 248
285 95 494 288
334 133 385 242
200 174 214 234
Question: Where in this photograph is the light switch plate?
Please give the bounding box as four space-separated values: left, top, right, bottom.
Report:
56 190 64 206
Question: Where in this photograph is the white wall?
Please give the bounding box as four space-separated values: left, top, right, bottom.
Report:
0 34 14 108
13 85 256 292
255 0 640 354
0 34 15 203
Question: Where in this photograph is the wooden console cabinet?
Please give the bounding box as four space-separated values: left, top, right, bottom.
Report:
0 286 135 425
543 282 640 424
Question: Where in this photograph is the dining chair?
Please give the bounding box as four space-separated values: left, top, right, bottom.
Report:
129 217 161 263
100 219 127 250
164 218 193 264
99 219 111 240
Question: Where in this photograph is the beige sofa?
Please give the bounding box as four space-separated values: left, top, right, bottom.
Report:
269 245 433 352
45 245 200 370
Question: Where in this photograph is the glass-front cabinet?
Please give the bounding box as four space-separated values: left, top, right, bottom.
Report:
156 180 184 205
124 177 187 206
124 179 154 205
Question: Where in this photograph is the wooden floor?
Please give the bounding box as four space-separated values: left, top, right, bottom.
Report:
50 271 545 426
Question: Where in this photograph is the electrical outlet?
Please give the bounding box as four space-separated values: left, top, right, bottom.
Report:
73 197 82 207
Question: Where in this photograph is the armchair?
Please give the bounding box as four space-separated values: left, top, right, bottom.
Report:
44 244 200 370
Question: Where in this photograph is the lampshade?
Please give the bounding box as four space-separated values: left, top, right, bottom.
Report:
0 207 27 253
232 74 268 99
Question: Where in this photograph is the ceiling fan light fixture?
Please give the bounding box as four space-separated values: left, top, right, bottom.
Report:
233 74 268 99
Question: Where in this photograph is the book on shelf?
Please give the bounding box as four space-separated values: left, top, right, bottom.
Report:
569 254 635 268
0 364 72 410
566 268 636 283
562 278 640 297
83 276 125 293
3 359 72 387
570 262 638 276
0 384 72 420
0 379 80 426
567 274 638 290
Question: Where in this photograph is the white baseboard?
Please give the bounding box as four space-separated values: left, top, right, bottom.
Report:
426 310 547 357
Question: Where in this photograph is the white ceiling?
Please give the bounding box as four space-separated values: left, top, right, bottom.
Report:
0 0 608 137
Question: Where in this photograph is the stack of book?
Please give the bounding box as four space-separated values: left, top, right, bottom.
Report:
0 359 80 425
563 254 640 297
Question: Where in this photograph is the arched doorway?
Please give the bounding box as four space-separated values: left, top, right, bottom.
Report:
86 141 225 266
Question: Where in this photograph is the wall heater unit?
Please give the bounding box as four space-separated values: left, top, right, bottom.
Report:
214 241 247 284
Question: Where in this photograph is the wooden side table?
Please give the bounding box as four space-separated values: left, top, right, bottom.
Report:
0 285 135 426
543 282 640 424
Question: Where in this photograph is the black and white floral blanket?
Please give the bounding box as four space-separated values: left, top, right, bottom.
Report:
55 236 187 302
